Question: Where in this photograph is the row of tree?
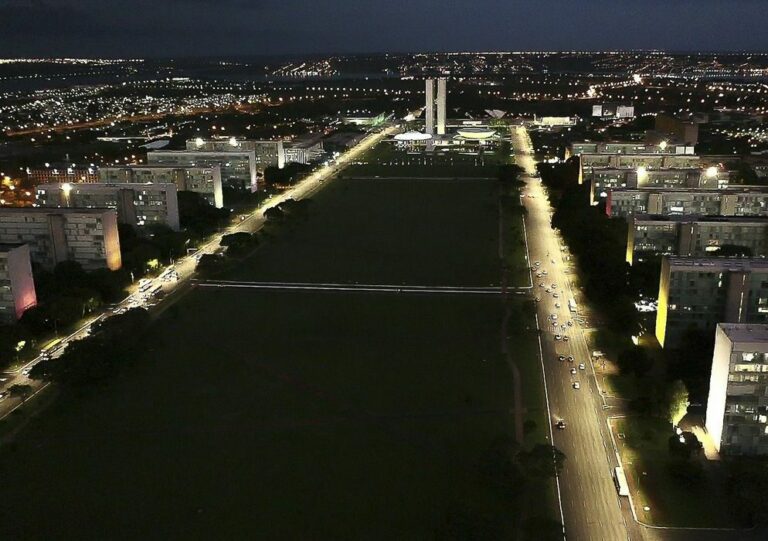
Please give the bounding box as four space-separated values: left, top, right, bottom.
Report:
28 308 151 387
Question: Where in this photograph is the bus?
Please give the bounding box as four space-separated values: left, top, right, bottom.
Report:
613 466 629 497
568 299 577 313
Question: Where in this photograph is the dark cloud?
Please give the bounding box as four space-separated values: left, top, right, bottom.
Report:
1 0 767 57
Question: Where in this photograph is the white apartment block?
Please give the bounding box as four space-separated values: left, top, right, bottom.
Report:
99 165 223 208
36 183 180 231
147 150 258 191
0 208 121 271
707 324 768 455
0 244 37 323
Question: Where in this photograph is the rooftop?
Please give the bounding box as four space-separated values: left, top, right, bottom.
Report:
718 323 768 344
666 256 768 271
634 214 768 225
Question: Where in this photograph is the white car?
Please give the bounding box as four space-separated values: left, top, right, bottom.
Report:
554 334 562 341
572 382 580 389
542 270 548 276
551 284 557 289
553 292 559 298
570 368 577 375
578 363 586 370
562 336 569 342
534 261 541 267
555 303 561 309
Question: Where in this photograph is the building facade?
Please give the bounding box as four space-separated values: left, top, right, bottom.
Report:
607 188 768 219
99 165 223 208
590 167 723 205
26 165 99 185
627 215 768 265
425 78 435 135
0 208 121 271
186 138 285 170
578 153 701 184
706 323 768 456
36 182 180 231
655 257 768 348
437 78 447 136
147 150 258 191
0 244 37 323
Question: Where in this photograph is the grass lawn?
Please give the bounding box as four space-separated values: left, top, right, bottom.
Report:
0 290 538 539
0 173 551 538
344 144 503 178
229 177 528 287
612 416 737 528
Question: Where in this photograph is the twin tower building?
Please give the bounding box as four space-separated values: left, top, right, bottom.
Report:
424 78 447 136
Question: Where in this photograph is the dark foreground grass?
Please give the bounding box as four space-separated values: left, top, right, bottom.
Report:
229 177 519 287
0 174 550 539
0 290 535 539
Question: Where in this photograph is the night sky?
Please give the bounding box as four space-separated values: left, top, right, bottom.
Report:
2 0 768 58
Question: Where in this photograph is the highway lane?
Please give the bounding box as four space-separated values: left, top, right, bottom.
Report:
0 123 399 420
513 126 636 541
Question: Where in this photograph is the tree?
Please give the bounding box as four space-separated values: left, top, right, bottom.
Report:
668 431 703 460
518 444 566 479
667 379 689 426
8 383 33 402
617 347 652 377
264 206 285 221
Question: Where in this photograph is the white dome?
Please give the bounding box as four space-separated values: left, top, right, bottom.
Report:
394 131 433 141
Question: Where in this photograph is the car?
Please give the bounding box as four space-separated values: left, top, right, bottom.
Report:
534 261 541 267
536 272 542 278
567 355 574 362
552 292 559 298
545 288 551 294
550 313 558 320
539 283 546 288
567 320 573 327
570 368 577 375
558 355 565 361
554 334 562 341
555 303 561 309
542 270 548 276
562 336 569 342
0 391 8 400
551 259 555 264
572 382 580 389
578 363 586 370
551 284 558 289
534 297 540 303
556 420 566 430
22 367 32 376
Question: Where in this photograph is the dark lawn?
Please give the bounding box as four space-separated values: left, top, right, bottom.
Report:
228 177 513 287
0 290 525 540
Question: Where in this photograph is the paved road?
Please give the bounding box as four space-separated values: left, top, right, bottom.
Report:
512 126 637 541
0 123 399 421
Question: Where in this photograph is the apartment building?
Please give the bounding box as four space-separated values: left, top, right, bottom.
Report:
99 165 223 208
607 187 768 219
147 150 258 191
656 257 768 348
590 167 724 205
187 137 285 170
0 208 121 271
706 323 768 456
36 182 180 231
627 215 768 264
0 244 37 323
